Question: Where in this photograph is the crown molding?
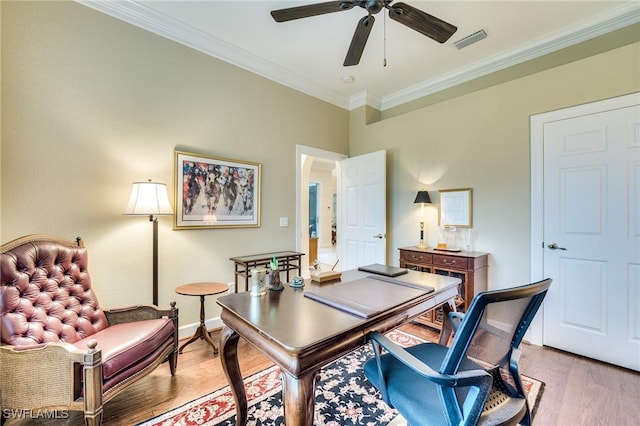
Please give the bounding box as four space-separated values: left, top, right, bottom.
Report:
379 2 640 111
77 1 639 113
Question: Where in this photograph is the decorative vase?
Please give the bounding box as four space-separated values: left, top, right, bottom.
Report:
437 225 448 250
250 268 267 296
268 268 284 291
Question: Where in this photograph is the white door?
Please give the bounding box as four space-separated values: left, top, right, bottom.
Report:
339 150 386 270
542 101 640 371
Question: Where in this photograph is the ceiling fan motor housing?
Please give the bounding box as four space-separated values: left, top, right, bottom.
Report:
364 1 385 14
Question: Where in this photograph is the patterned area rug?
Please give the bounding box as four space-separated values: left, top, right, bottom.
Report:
138 330 543 426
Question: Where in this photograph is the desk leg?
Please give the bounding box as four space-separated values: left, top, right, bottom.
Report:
220 326 247 426
281 370 317 426
439 300 456 346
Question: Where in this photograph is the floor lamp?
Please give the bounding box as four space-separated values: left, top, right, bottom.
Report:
414 190 432 248
124 179 173 306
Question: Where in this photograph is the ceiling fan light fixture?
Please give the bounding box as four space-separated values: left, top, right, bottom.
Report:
453 29 488 49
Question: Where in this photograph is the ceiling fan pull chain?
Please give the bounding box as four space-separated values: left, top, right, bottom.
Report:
383 9 387 67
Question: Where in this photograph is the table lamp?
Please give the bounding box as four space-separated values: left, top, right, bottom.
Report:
414 190 432 248
124 179 173 305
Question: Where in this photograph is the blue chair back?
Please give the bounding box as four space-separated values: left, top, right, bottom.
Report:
442 279 551 375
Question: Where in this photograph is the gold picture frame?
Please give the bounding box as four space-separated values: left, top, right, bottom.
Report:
438 188 472 228
174 149 261 229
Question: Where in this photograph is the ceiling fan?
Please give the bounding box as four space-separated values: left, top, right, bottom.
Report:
270 1 457 66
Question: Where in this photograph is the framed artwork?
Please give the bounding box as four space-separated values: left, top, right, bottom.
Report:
438 188 472 228
174 150 261 229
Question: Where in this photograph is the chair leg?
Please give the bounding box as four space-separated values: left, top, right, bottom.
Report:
168 348 178 375
84 411 103 426
83 343 104 426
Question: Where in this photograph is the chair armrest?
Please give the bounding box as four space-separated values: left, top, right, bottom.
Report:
448 312 465 333
369 331 490 387
105 301 178 326
0 341 101 411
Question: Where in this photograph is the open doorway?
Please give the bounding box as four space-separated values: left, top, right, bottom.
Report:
296 145 346 276
308 172 337 269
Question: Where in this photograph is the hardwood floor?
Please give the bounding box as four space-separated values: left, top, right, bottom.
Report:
4 323 639 425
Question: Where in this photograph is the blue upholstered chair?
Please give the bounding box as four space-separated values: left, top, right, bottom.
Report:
364 279 551 426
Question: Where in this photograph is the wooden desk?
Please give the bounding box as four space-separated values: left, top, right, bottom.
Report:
217 269 460 426
230 251 304 293
175 282 228 355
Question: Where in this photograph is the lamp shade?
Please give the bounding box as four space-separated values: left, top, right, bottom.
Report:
414 190 432 204
124 180 173 216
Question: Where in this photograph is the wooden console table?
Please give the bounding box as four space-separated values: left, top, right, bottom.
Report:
398 246 488 330
230 251 304 293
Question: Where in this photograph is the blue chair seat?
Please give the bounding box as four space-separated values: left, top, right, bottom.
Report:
364 342 482 426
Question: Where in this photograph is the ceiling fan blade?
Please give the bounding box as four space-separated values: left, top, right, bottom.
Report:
389 2 457 43
344 15 375 67
271 1 356 23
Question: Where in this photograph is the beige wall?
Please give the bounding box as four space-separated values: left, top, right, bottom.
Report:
349 41 640 289
1 1 349 332
2 1 639 335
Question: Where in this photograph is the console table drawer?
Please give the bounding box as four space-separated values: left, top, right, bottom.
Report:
400 251 433 264
433 254 469 269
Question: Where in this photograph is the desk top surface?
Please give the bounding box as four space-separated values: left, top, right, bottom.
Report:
217 269 459 351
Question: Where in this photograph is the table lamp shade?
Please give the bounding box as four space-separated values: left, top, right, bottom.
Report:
414 190 432 204
124 180 173 216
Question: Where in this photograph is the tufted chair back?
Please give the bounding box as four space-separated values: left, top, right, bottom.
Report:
1 236 109 346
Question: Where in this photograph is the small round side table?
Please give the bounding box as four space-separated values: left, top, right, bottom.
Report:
175 281 228 355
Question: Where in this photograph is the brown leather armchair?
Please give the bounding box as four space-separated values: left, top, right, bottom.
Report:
0 235 179 425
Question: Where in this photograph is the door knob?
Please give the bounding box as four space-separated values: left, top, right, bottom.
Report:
373 234 385 239
547 243 567 251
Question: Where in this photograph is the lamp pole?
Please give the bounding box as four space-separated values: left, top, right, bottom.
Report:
151 215 159 306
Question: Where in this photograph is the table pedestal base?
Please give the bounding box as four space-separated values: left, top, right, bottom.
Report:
179 294 219 354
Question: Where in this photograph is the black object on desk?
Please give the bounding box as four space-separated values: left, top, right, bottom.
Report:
357 263 409 277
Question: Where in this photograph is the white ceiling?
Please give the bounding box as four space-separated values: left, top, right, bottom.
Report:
79 1 639 111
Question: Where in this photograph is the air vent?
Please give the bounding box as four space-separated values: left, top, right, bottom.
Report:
453 29 488 49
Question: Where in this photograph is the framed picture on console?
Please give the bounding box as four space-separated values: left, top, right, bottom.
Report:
174 149 261 229
438 188 472 228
